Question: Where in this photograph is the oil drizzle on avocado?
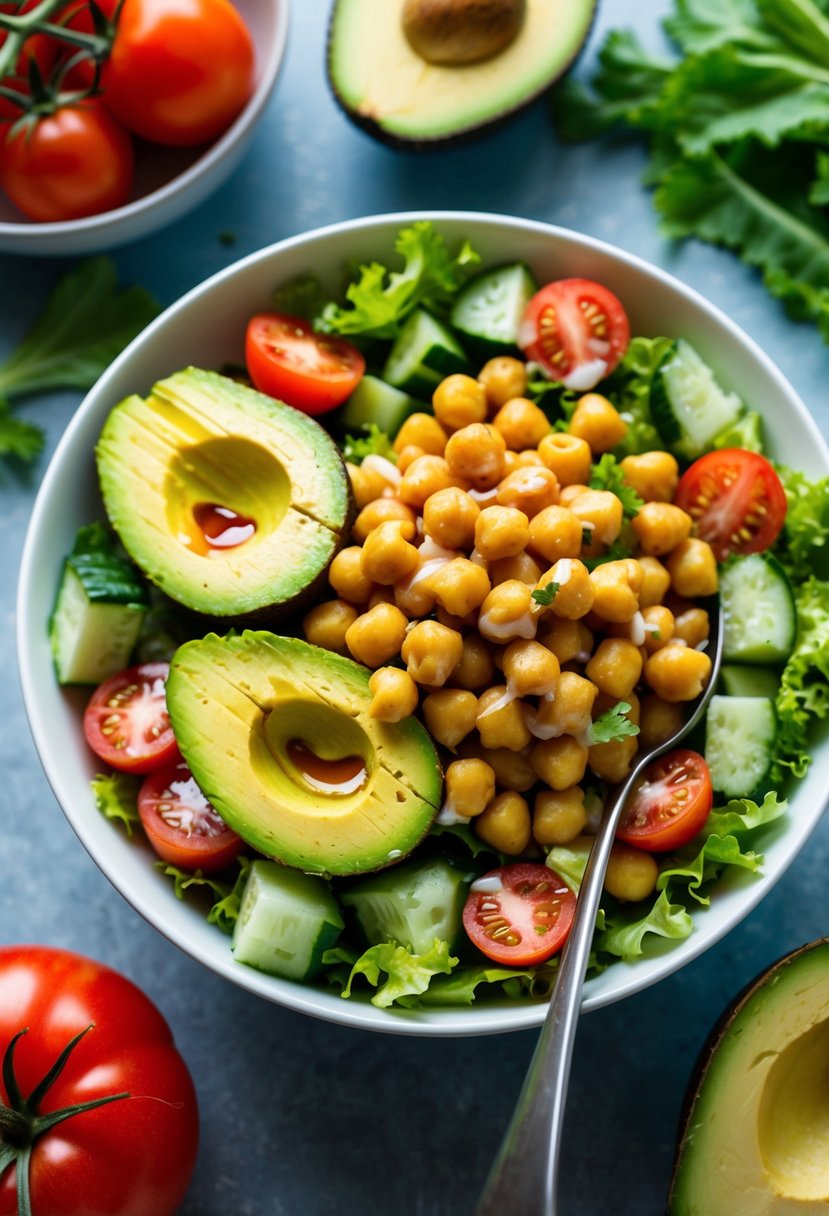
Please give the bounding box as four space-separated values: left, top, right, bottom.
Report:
191 502 257 552
287 740 367 796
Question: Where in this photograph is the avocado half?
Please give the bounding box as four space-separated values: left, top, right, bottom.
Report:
327 0 597 147
669 939 829 1215
96 368 353 622
166 632 443 877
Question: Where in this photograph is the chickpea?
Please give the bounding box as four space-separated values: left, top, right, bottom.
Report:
423 689 479 749
444 758 497 818
588 733 638 783
475 791 532 855
428 558 491 618
620 451 679 503
392 412 448 456
604 843 659 902
568 393 627 454
396 443 427 473
666 539 719 598
329 546 375 605
458 739 537 792
345 602 409 668
346 460 388 510
303 599 359 654
644 643 713 702
474 505 531 561
533 787 588 847
542 558 594 621
451 635 496 691
368 666 419 722
496 465 560 518
443 422 507 490
489 551 543 587
401 620 464 686
531 670 598 739
492 397 551 450
569 489 624 546
352 498 417 545
433 374 488 431
538 432 592 486
528 505 583 564
502 639 560 697
589 560 640 623
394 571 437 618
639 694 685 749
537 619 594 665
369 586 396 608
478 355 528 410
531 735 589 790
673 607 710 648
586 638 643 700
476 686 532 752
360 519 420 585
558 483 590 508
478 579 536 642
638 556 672 609
422 486 480 549
398 455 457 510
641 604 675 653
632 501 693 557
516 450 545 468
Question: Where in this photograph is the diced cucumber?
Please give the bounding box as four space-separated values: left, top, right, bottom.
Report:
341 856 471 955
232 860 344 982
50 522 149 685
721 553 796 664
712 410 764 454
720 665 781 699
650 339 744 460
341 374 423 437
383 309 469 397
450 262 538 354
705 694 777 798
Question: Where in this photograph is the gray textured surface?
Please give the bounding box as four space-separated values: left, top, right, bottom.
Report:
2 3 829 1213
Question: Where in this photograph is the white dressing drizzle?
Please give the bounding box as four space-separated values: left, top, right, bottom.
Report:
362 454 401 485
478 608 537 642
477 684 519 721
468 486 499 506
562 358 608 392
630 611 647 647
436 799 468 826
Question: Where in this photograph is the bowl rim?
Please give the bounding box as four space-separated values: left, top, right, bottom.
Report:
0 0 289 241
17 209 829 1037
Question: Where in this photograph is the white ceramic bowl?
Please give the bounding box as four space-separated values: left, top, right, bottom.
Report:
0 0 288 256
18 212 829 1036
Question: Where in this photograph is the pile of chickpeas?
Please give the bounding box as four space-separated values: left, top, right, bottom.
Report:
302 356 718 905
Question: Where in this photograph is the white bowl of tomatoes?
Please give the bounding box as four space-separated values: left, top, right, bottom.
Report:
0 0 288 255
17 211 829 1036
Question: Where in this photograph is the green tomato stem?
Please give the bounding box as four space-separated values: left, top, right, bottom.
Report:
0 0 112 89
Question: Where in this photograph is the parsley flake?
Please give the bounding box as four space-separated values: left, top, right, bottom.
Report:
589 453 644 518
587 701 641 746
532 581 561 607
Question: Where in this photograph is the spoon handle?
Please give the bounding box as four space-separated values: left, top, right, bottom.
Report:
474 768 640 1216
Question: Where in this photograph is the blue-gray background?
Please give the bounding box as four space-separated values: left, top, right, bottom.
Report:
2 3 828 1213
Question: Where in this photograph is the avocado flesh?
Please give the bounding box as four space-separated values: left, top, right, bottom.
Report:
96 368 352 620
328 0 596 143
166 632 443 877
669 940 829 1215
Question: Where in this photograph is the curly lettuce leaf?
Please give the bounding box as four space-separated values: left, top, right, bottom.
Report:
596 889 694 961
589 453 645 518
416 962 559 1006
333 939 457 1009
318 222 480 340
772 576 829 781
91 772 141 836
553 30 673 140
154 856 252 935
705 790 789 836
208 856 252 934
271 273 327 322
0 398 44 460
341 423 396 465
776 466 829 581
604 335 674 455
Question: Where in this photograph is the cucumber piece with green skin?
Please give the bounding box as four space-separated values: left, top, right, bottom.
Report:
650 339 744 460
50 522 149 685
341 374 424 437
232 860 344 981
704 694 777 799
450 262 538 355
721 553 796 664
719 665 780 699
383 309 469 397
341 855 471 955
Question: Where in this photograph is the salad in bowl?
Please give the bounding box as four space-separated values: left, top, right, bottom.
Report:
18 213 829 1035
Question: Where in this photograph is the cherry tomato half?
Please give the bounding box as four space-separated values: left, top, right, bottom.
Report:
246 312 366 415
518 278 630 389
83 662 179 774
462 862 577 966
101 0 254 146
673 448 787 562
0 98 133 222
138 757 243 872
618 749 713 853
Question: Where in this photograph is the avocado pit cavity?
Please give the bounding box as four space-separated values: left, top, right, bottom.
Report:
192 502 257 552
286 739 368 796
758 1016 829 1200
402 0 526 65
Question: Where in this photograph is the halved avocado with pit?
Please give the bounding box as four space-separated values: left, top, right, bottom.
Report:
669 939 829 1214
327 0 596 147
166 632 443 876
96 368 353 622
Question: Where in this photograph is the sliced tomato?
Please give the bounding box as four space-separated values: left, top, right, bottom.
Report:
674 448 787 562
245 312 365 415
462 862 576 966
138 758 243 872
618 748 713 853
518 278 630 390
83 662 179 774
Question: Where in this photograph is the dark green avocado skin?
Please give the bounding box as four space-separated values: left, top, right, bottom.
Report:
325 0 598 151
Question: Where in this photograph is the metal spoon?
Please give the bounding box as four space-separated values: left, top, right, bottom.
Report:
476 605 724 1216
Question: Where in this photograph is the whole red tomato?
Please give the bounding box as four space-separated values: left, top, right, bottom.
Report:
0 98 133 221
101 0 255 147
0 946 198 1216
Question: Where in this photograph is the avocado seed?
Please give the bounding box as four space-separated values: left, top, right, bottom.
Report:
402 0 527 66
